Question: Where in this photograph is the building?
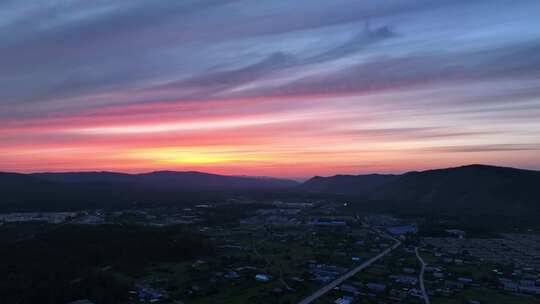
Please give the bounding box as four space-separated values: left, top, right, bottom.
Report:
255 274 272 282
335 295 354 304
403 267 416 274
519 285 540 295
366 283 386 292
340 284 359 294
312 218 347 226
392 275 418 285
387 225 417 235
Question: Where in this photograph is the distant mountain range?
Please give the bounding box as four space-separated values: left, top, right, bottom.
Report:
1 165 539 214
0 171 299 211
300 164 540 230
371 164 540 206
30 171 298 190
301 164 540 207
299 173 398 196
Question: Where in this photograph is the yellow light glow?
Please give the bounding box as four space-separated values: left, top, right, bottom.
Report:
124 147 269 165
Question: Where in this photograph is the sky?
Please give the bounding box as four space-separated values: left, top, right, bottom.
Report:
1 0 540 178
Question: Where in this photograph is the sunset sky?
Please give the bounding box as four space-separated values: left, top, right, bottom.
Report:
1 0 540 178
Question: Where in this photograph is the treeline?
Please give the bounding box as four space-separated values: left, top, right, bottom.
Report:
341 198 540 233
0 180 225 212
0 180 307 212
0 224 214 304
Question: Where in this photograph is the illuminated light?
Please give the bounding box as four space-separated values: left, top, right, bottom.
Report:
123 146 271 165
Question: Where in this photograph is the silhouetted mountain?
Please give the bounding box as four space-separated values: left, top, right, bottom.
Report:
2 165 539 216
32 172 134 185
300 174 397 196
135 171 298 189
32 171 298 190
0 172 73 211
299 165 540 207
298 164 540 230
0 171 299 211
0 172 48 187
370 164 540 207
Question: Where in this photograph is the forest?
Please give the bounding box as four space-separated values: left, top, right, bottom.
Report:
0 224 213 304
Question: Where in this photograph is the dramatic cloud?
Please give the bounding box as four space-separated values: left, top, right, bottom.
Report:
1 0 540 176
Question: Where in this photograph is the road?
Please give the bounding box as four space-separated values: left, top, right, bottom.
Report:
297 233 401 304
415 246 430 304
252 233 294 291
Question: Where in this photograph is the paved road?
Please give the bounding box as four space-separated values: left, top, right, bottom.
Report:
415 247 431 304
297 234 401 304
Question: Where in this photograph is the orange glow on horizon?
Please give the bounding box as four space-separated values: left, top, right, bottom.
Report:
2 93 540 177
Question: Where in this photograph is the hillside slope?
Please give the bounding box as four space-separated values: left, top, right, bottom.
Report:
300 174 397 196
0 171 298 211
370 164 540 207
32 171 298 190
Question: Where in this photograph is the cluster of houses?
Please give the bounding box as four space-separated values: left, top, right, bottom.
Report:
311 217 347 227
327 265 428 303
315 241 430 304
310 263 349 283
425 234 540 272
421 262 477 297
74 207 207 226
240 208 302 225
500 277 540 295
130 281 169 303
423 234 540 299
0 212 76 224
184 205 406 302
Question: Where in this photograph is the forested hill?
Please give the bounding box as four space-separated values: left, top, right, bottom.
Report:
0 171 298 211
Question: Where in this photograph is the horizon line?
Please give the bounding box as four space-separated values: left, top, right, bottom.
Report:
1 163 538 181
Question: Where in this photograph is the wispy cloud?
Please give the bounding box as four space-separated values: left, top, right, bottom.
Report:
1 0 540 175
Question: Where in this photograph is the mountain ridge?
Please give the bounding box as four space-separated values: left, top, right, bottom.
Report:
29 170 299 189
300 173 398 196
2 164 539 213
370 164 540 206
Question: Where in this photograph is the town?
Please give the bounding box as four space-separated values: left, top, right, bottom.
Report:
2 199 539 304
